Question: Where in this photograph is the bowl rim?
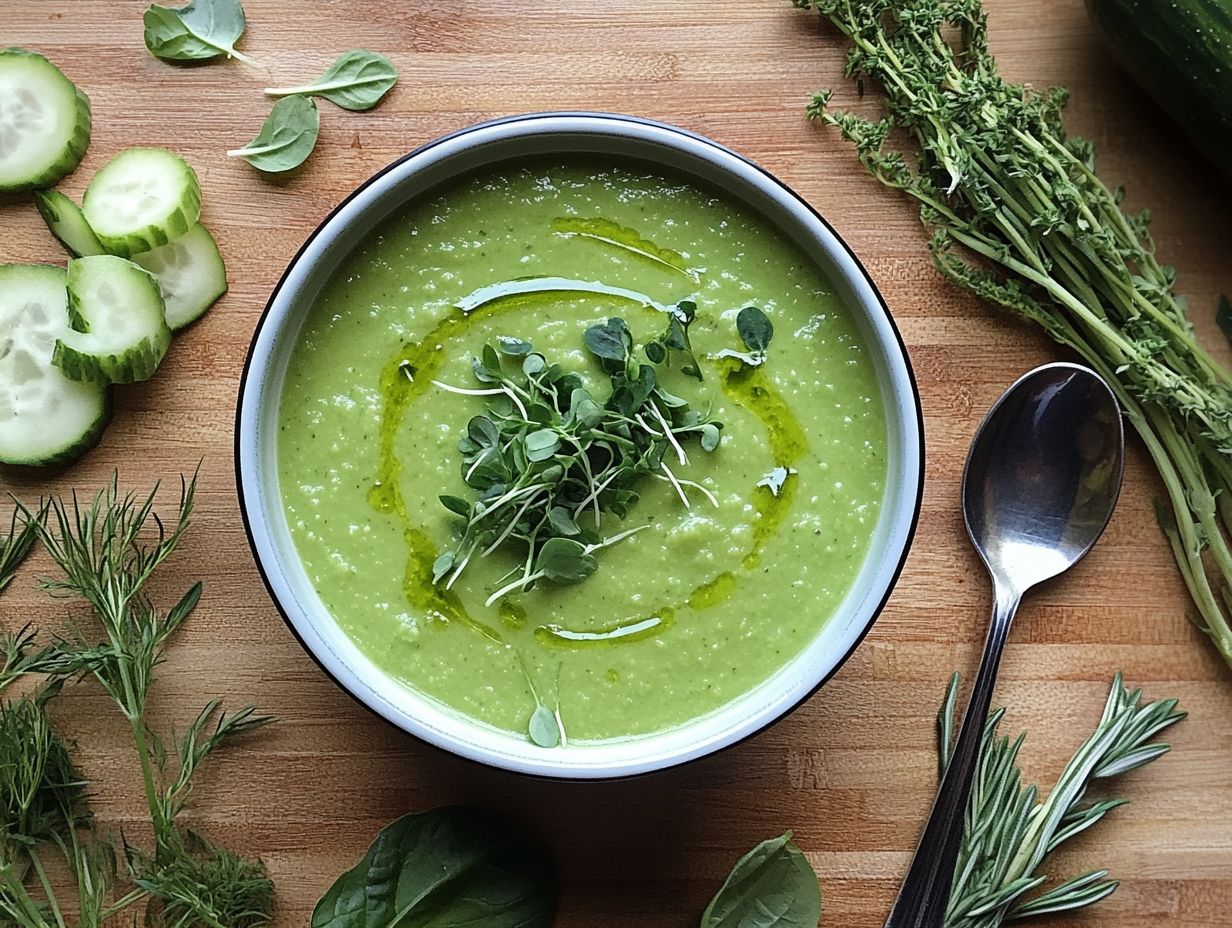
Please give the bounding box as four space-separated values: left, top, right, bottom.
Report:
234 111 925 779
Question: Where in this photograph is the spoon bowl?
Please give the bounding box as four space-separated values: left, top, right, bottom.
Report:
963 362 1125 595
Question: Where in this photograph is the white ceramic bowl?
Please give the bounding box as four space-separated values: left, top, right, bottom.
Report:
236 113 923 779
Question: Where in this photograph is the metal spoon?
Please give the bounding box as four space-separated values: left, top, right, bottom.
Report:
884 362 1125 928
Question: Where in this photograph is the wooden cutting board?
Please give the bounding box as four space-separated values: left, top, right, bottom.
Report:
3 1 1231 925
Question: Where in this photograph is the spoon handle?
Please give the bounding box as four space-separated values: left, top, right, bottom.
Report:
884 581 1022 928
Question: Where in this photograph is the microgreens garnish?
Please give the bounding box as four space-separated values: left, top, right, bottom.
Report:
644 299 703 381
711 305 774 367
432 310 724 603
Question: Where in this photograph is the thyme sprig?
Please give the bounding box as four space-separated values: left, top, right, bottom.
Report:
941 673 1184 926
0 477 274 928
432 310 725 603
793 0 1232 670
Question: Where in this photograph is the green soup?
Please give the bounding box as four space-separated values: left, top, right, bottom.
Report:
278 159 887 742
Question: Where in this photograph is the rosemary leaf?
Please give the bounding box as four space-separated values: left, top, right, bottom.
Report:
939 674 1184 927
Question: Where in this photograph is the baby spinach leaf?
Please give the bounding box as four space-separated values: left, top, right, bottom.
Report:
311 806 555 928
737 306 774 354
264 49 398 111
227 95 320 173
143 0 255 65
700 833 822 928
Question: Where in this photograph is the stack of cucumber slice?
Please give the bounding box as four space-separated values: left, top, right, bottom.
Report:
1 49 227 467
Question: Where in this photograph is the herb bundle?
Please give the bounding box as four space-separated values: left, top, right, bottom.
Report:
793 0 1232 670
939 673 1183 926
432 310 725 603
0 478 273 928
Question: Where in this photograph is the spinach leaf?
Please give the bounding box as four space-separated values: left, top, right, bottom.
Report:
700 833 822 928
143 0 255 65
227 95 320 173
311 806 555 928
264 49 398 111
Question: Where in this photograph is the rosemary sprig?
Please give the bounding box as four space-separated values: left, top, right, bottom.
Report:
793 0 1232 671
432 310 727 602
940 673 1184 926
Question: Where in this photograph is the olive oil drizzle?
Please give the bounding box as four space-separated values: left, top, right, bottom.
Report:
549 216 700 282
370 282 810 653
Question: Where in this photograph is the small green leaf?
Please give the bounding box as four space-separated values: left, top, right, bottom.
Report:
583 317 632 364
644 340 667 364
497 336 534 356
547 506 580 536
439 495 470 518
523 353 547 376
227 96 320 173
524 429 560 462
264 49 397 112
467 416 500 449
528 705 561 748
143 0 255 65
431 552 454 584
737 305 774 354
700 423 722 452
700 833 821 928
534 538 597 583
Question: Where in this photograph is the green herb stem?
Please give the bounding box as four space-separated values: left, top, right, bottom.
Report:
798 0 1232 669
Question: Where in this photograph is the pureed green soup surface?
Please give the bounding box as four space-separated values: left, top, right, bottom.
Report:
279 159 887 743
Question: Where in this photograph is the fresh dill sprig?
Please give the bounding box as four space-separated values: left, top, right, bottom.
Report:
432 311 725 603
794 0 1232 670
939 673 1184 926
0 474 276 928
0 506 42 595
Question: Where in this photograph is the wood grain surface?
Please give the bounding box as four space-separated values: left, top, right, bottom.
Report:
3 1 1232 925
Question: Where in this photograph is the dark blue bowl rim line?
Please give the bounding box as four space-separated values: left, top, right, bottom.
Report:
232 111 926 782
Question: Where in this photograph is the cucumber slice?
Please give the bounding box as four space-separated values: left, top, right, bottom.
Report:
131 223 227 330
54 255 171 384
81 147 201 256
0 49 91 192
0 264 109 467
34 189 105 257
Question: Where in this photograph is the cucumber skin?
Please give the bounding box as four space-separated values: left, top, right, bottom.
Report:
1086 0 1232 179
53 336 169 386
34 190 106 257
82 149 203 257
54 258 171 385
2 390 112 468
0 49 92 193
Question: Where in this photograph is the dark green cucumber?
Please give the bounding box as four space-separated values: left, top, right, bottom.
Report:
1087 0 1232 178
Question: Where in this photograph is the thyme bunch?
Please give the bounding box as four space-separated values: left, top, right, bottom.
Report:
793 0 1232 669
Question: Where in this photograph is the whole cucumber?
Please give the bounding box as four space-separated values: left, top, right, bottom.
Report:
1087 0 1232 179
